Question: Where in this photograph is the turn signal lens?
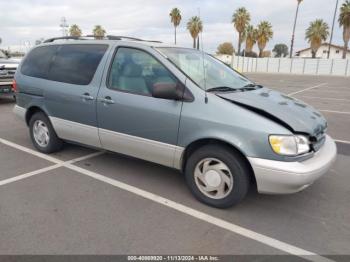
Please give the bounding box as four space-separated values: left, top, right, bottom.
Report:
269 135 310 156
269 135 298 156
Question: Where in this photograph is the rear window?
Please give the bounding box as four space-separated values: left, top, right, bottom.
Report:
21 44 108 85
49 44 108 85
21 45 58 79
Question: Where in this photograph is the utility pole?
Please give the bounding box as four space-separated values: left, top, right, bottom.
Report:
290 0 303 58
328 0 339 59
60 17 69 37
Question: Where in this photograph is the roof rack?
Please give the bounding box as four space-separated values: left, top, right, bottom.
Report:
43 36 84 43
43 35 162 43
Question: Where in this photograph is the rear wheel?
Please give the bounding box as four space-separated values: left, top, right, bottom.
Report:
185 144 250 208
29 112 63 153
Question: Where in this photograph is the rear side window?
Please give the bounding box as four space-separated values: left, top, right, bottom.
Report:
21 45 58 79
49 44 108 85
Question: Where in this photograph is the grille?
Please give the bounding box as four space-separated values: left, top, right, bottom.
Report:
310 129 326 152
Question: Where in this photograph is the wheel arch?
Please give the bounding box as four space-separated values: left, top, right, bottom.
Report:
25 106 49 126
181 138 257 188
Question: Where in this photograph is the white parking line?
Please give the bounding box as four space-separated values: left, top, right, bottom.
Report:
0 138 63 164
66 164 333 262
319 110 350 115
296 96 350 102
335 139 350 145
0 164 61 186
0 137 334 262
0 146 104 187
288 83 327 96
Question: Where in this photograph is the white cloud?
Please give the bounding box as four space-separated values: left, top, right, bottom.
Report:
0 0 344 54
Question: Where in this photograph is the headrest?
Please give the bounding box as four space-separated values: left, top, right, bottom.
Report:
122 63 142 77
152 66 168 76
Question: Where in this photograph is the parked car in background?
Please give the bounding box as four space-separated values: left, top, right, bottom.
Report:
0 50 19 98
13 36 337 208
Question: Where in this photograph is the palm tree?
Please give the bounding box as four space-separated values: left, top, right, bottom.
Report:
245 25 257 53
69 24 82 37
305 19 330 58
339 0 350 59
232 7 251 55
187 16 203 49
93 25 106 40
290 0 303 58
256 21 273 57
169 8 182 45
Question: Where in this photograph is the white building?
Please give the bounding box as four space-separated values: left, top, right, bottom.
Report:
296 43 350 59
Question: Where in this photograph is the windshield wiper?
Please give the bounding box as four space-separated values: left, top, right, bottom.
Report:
206 86 239 93
241 83 263 91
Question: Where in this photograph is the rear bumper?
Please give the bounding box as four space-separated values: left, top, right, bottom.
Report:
248 135 337 194
0 82 13 94
13 105 26 121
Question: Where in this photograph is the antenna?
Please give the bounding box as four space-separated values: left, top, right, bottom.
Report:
198 7 208 104
60 17 69 37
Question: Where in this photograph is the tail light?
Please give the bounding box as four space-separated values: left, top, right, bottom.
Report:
12 79 17 92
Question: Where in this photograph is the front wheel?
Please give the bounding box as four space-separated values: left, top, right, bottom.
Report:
185 144 251 208
29 112 63 154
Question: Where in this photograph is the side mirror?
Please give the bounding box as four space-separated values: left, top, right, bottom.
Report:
152 82 183 100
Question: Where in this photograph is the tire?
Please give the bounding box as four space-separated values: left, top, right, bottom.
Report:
29 112 63 154
185 144 251 208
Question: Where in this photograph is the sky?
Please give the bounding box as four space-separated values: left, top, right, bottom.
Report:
0 0 344 54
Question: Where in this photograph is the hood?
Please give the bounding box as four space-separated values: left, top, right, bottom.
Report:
218 87 327 136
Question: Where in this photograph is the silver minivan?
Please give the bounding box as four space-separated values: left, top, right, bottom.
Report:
13 36 337 208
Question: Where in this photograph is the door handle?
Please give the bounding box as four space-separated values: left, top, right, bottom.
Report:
81 93 94 101
98 96 115 105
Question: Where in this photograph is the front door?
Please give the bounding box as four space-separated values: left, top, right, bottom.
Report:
97 47 183 167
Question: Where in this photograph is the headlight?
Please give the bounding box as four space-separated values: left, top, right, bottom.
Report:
269 135 310 156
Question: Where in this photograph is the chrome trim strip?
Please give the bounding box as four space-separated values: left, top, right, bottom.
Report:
0 81 13 86
48 117 184 169
99 128 184 169
13 105 26 121
49 117 101 148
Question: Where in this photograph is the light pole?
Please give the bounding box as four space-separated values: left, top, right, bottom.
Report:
290 0 303 58
327 0 339 59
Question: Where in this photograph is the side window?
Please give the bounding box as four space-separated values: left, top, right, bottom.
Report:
21 45 58 79
108 47 177 96
48 44 108 85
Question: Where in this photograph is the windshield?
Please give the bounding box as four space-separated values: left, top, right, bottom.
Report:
156 47 253 91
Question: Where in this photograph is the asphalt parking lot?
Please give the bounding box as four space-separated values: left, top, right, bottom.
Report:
0 73 349 261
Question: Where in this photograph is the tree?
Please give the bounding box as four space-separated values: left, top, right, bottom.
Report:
169 8 182 45
339 0 350 59
290 0 303 58
187 16 203 49
256 21 273 57
273 44 289 57
216 42 234 55
305 19 330 58
0 38 2 45
245 25 257 53
70 24 83 37
93 25 106 40
232 7 251 55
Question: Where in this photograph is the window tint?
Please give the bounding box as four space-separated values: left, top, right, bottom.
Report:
108 47 177 96
21 45 58 79
49 44 108 85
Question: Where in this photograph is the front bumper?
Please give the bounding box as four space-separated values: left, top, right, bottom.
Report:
248 135 337 194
